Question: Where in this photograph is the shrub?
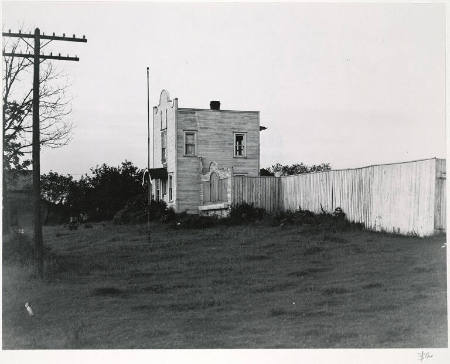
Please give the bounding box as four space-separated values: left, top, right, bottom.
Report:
113 196 169 225
161 207 177 223
148 200 169 221
271 207 363 232
229 203 265 224
172 214 219 229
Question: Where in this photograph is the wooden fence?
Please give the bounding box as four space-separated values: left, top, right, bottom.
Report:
232 176 281 213
202 176 229 204
231 158 446 236
435 159 446 232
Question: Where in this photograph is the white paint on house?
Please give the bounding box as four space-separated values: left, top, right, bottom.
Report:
150 90 261 214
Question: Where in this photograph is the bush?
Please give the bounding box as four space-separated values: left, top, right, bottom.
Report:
161 207 177 223
149 200 169 220
159 203 266 230
44 203 71 225
229 203 266 223
271 207 363 232
113 196 169 225
273 209 318 226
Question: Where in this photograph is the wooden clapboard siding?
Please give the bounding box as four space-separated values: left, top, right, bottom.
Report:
176 107 259 213
232 159 445 237
176 110 200 213
180 108 260 177
151 90 177 208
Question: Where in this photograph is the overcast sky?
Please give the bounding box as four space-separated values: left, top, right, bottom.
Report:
2 1 446 176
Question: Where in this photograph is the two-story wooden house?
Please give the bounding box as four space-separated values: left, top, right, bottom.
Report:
149 90 263 214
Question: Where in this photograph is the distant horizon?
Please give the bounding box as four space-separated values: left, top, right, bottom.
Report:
2 2 446 176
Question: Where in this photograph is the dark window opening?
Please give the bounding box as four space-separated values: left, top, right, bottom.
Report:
234 133 246 157
185 132 196 156
169 175 173 201
161 130 167 164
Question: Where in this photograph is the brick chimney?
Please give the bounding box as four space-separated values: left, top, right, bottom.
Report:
210 100 220 110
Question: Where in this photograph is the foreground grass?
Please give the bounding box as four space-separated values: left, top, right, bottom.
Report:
2 222 447 348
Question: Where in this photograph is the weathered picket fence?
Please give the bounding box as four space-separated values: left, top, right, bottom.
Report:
231 158 446 237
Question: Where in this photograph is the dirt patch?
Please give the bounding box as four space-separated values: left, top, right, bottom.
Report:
303 246 325 256
245 254 270 261
133 304 159 311
91 287 125 297
323 235 349 244
167 299 223 311
128 270 154 279
322 287 351 296
253 282 297 293
287 267 330 277
355 304 399 313
269 308 333 318
362 282 383 290
269 308 302 317
137 284 167 294
412 267 434 273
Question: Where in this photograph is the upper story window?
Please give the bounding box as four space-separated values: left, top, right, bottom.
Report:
234 132 246 157
161 130 167 164
184 131 196 156
161 109 168 130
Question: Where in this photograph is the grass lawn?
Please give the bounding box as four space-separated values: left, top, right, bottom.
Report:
2 221 447 348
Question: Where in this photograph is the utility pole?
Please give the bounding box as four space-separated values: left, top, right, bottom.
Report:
3 28 87 278
146 66 151 243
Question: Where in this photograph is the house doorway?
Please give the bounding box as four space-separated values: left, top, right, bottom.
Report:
210 172 219 202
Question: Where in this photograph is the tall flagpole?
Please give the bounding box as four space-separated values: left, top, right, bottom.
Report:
147 67 151 243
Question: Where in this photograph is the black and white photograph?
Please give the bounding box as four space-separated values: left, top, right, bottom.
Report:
1 0 448 361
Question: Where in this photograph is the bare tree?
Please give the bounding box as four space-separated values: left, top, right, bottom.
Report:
3 34 74 233
2 36 73 171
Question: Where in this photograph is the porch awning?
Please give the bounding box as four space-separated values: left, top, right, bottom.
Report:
149 168 168 180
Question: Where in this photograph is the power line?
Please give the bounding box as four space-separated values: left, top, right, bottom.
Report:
3 28 87 278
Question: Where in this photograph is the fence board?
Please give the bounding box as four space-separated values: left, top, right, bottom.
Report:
435 159 446 231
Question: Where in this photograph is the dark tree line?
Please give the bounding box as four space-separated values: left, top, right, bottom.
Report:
41 160 146 223
41 160 332 224
260 162 331 176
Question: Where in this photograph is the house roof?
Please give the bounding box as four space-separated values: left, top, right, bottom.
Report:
178 107 259 114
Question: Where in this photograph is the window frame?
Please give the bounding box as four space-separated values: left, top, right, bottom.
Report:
155 179 160 201
161 178 167 197
161 130 167 164
233 132 247 158
168 174 173 202
184 130 197 157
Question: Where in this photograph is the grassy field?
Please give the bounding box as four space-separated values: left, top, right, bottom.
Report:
2 221 447 348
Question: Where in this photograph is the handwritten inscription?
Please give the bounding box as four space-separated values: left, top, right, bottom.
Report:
418 351 433 362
